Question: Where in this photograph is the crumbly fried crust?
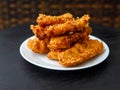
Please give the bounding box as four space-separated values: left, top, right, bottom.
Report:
58 39 104 67
27 36 49 54
28 13 104 67
37 13 73 26
44 15 90 36
47 50 61 60
30 25 47 40
47 26 91 50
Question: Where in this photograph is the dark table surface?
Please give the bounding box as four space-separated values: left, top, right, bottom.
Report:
0 23 120 90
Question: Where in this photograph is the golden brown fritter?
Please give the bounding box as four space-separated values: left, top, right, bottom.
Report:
44 14 90 36
47 50 61 60
30 25 47 40
27 13 104 67
58 39 104 67
30 14 91 39
36 13 73 26
48 35 71 50
27 36 49 54
47 27 91 51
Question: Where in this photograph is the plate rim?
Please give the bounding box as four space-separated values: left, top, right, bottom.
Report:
19 35 110 71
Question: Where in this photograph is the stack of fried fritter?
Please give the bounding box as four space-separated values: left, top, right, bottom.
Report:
27 13 104 67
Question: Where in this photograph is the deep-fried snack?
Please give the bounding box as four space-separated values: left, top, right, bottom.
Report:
47 50 61 60
44 14 90 36
83 26 92 36
58 39 104 67
37 13 73 26
70 26 92 43
28 13 104 67
30 25 47 40
31 14 90 39
27 36 49 54
47 27 91 50
48 35 71 50
44 20 75 36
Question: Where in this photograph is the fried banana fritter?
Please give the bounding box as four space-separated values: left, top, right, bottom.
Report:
58 39 104 67
30 14 90 39
48 36 71 50
30 25 47 40
27 36 49 54
48 26 91 50
47 50 61 60
45 15 90 36
28 13 104 67
37 13 73 26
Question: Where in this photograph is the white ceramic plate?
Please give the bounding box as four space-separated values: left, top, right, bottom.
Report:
19 35 109 71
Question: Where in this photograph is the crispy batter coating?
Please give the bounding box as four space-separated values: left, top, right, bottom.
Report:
44 20 75 36
37 13 73 26
31 14 90 39
48 35 71 50
44 14 90 36
47 50 61 60
48 26 91 50
27 36 49 54
58 39 104 67
30 25 47 40
47 36 89 61
28 13 104 67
